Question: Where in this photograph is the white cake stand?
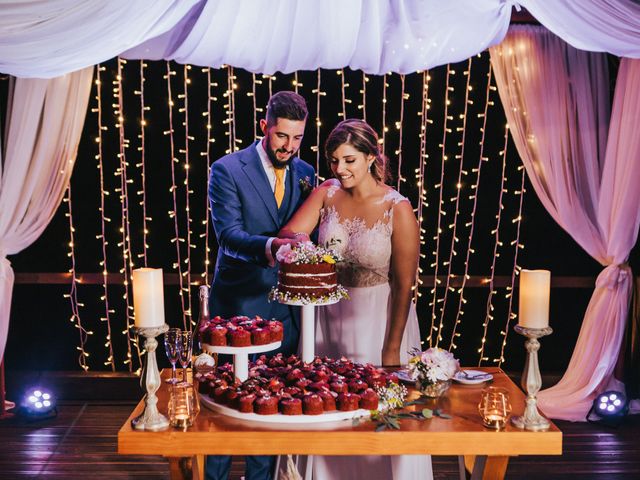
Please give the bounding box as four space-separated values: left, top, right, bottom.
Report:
202 342 281 382
280 298 339 363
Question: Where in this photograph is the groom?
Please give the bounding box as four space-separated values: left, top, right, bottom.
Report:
206 91 314 480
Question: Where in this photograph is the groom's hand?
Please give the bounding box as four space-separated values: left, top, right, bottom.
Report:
271 238 298 259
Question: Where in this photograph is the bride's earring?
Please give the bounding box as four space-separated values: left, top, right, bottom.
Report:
368 162 372 173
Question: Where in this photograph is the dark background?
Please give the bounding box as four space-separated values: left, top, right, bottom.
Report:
3 52 633 375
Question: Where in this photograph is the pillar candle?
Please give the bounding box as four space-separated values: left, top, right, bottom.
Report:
518 269 550 329
132 268 165 328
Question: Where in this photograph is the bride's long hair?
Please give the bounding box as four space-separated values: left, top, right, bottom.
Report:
324 119 390 184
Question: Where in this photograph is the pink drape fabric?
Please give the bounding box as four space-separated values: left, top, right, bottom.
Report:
0 68 94 360
490 26 640 420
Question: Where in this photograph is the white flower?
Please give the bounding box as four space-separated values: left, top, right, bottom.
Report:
407 347 459 387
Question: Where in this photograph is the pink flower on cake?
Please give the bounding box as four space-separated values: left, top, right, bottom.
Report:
276 244 297 263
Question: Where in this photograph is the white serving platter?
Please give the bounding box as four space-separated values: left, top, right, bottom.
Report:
200 394 371 425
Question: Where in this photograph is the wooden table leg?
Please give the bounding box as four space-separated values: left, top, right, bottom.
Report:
167 457 186 480
192 454 205 480
462 455 509 480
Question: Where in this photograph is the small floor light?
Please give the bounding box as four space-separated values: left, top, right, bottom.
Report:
587 390 629 427
19 388 57 421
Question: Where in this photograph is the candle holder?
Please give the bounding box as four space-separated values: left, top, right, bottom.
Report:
479 387 512 430
168 381 200 429
131 324 170 431
511 325 552 431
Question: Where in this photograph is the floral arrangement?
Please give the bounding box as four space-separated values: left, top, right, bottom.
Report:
407 347 459 390
355 380 452 431
374 382 408 413
276 240 342 265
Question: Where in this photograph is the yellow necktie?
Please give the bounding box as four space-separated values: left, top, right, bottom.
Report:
274 168 285 208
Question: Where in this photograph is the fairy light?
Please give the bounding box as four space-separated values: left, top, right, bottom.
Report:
359 72 368 121
201 67 215 285
268 73 274 98
223 66 239 153
135 60 150 267
63 185 91 371
251 73 259 138
179 64 194 328
413 70 431 312
92 65 116 371
449 60 495 352
164 61 188 331
381 74 388 154
311 69 326 183
339 69 346 119
495 161 526 365
477 123 510 365
115 58 141 371
293 71 299 94
434 58 474 348
428 64 455 346
395 74 407 192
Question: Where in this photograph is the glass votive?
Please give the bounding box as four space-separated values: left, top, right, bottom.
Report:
478 387 511 430
168 382 200 429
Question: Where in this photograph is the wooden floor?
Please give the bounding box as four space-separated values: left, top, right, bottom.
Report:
1 400 639 479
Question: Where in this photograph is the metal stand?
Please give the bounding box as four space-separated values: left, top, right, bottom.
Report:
131 324 170 431
511 325 552 431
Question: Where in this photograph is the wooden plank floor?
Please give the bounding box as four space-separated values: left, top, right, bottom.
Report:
1 401 639 479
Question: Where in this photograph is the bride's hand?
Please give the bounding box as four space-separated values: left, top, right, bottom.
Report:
381 346 401 367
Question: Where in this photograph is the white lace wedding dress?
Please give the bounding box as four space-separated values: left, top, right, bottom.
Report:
310 184 433 480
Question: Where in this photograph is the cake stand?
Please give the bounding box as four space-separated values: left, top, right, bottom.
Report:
202 341 281 382
280 298 339 363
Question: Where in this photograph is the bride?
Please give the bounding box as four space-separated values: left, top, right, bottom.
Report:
279 119 433 479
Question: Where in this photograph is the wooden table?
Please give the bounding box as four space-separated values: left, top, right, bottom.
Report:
118 367 562 479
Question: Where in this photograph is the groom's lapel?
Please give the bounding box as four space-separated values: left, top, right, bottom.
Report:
287 159 302 219
240 144 279 225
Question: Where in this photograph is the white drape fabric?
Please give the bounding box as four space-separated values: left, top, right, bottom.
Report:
122 0 512 74
520 0 640 58
0 67 94 360
0 0 202 78
2 0 640 78
490 26 640 421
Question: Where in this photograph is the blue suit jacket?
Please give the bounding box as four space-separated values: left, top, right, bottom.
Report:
208 141 315 320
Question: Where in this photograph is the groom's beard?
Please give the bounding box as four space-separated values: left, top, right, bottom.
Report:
265 138 296 169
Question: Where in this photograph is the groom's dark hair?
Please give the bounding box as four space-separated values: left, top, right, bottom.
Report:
265 91 308 126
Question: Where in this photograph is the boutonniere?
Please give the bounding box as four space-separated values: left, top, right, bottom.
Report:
298 176 313 198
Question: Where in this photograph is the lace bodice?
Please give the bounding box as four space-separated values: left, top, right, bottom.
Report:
318 184 409 288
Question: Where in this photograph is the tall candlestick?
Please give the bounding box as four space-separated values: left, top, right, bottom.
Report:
518 269 550 329
132 268 165 328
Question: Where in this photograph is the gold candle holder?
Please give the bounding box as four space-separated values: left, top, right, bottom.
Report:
479 387 511 430
511 325 552 431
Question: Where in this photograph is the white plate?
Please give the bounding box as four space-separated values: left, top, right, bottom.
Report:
454 369 493 385
395 369 414 384
200 393 370 425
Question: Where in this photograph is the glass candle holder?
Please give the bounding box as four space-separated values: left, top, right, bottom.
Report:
168 382 200 429
479 387 511 430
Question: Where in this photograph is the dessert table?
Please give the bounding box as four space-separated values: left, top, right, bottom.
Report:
118 367 562 480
